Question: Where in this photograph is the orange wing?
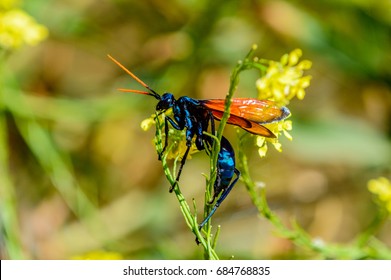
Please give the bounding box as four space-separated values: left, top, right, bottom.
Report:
210 110 276 138
202 98 290 138
203 98 290 124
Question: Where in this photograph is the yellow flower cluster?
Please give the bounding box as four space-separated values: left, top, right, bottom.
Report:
0 0 20 10
256 120 292 157
256 49 312 106
255 49 311 157
72 250 123 260
368 177 391 214
0 8 48 49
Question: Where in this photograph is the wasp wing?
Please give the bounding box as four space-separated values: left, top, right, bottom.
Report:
203 98 290 124
209 110 276 138
202 98 290 137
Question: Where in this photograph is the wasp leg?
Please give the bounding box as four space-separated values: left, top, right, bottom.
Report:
169 143 191 192
199 168 240 230
159 116 183 160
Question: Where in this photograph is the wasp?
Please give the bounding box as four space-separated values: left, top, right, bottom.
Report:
108 55 290 228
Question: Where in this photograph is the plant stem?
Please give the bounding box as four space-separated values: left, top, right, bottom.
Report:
154 114 219 259
237 132 391 259
0 113 25 259
202 45 259 239
154 46 260 259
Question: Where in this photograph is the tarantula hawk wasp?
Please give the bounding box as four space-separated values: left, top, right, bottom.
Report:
108 55 290 228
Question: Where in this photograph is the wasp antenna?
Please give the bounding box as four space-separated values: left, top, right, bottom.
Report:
107 54 148 87
108 54 161 100
117 88 151 95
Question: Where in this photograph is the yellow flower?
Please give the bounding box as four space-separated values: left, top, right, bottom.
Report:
256 119 293 157
256 136 268 158
253 49 311 157
368 177 391 214
0 0 20 10
0 9 48 49
72 250 123 260
140 116 156 131
256 49 312 106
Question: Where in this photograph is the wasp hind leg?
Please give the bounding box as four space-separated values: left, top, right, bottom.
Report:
199 168 240 230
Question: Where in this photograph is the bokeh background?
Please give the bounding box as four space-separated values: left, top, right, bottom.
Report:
1 0 390 259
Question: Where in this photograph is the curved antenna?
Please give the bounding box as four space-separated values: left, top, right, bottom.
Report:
107 54 161 100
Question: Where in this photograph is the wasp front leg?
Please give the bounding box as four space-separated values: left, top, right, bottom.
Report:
158 116 182 161
161 115 194 192
169 126 197 192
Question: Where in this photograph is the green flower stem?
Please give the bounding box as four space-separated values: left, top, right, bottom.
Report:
0 113 25 259
3 81 97 221
0 62 113 257
154 114 218 259
202 45 259 237
0 61 25 259
355 208 389 248
237 133 391 259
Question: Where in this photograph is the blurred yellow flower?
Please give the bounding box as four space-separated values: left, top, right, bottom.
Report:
256 48 312 106
368 177 391 214
256 136 268 158
0 9 48 49
0 0 20 10
140 116 156 131
72 250 123 260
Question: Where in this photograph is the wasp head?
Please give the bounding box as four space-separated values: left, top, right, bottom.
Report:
156 93 175 111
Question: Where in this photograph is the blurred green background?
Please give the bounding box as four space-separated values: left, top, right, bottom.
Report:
1 0 390 259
